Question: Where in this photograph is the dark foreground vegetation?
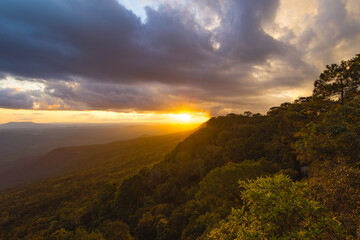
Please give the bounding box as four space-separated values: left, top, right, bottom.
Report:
1 54 360 239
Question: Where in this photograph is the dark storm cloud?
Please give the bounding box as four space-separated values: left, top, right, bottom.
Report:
0 0 224 87
0 0 358 114
0 89 35 109
0 0 143 81
0 0 291 84
210 0 282 62
43 80 171 111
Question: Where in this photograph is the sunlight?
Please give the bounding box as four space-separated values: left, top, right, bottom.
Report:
174 113 192 122
167 112 208 123
0 109 210 124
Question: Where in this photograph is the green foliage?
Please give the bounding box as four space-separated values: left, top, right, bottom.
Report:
98 220 133 240
295 98 360 165
1 108 304 240
0 132 188 240
195 159 279 209
206 174 345 240
155 218 172 240
180 160 280 240
307 163 360 236
113 174 152 221
313 54 360 104
49 227 104 240
134 212 157 240
224 138 246 162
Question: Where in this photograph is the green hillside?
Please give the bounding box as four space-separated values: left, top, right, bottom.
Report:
0 123 200 175
0 131 190 239
0 127 197 189
1 54 360 239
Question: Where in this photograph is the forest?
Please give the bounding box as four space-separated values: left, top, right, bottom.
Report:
1 54 360 239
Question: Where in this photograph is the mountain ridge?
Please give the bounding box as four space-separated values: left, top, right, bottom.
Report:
0 130 192 189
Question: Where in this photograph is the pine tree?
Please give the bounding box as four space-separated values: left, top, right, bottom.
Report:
313 54 360 105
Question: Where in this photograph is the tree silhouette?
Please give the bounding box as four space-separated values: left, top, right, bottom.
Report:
313 54 360 105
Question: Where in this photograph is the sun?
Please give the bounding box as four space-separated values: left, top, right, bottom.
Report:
176 113 192 121
168 113 194 122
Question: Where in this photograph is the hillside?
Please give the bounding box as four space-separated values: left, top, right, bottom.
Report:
1 0 360 238
0 123 200 169
0 131 190 239
1 110 300 239
75 96 359 240
1 55 360 240
0 130 193 188
1 97 360 239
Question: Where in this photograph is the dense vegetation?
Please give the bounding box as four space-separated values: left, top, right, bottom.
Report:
0 132 190 239
1 54 360 239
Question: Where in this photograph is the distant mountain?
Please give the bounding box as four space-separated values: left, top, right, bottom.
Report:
0 123 200 169
0 131 191 189
0 121 46 129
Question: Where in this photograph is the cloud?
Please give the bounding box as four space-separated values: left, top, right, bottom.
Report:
0 0 359 115
0 72 7 79
0 89 35 109
43 80 169 111
301 0 360 65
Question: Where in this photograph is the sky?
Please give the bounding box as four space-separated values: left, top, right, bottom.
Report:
0 0 360 123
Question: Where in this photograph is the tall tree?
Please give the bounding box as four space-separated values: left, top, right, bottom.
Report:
313 54 360 105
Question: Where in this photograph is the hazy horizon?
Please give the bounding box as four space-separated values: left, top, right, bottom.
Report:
1 0 359 123
0 120 205 126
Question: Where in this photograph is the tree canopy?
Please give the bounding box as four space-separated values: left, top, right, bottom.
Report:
205 174 345 240
313 54 360 104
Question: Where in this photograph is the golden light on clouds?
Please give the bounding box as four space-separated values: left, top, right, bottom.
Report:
0 77 45 91
0 108 210 124
1 0 359 119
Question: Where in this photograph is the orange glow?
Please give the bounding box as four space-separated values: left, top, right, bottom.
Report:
0 108 210 124
176 113 192 121
168 113 193 122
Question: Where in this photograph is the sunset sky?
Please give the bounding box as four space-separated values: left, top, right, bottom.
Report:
0 0 360 123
